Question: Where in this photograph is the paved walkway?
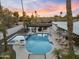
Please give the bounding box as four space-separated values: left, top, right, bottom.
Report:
49 26 62 49
0 25 23 40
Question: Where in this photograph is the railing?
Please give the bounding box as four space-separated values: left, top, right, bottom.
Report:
0 25 23 40
52 23 79 45
56 26 79 45
57 27 79 38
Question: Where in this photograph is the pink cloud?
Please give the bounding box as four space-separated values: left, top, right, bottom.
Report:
7 1 79 16
72 2 79 11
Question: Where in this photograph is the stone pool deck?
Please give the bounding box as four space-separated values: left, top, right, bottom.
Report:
13 42 56 59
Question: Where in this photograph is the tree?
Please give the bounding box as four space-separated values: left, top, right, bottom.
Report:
34 11 38 32
0 2 16 59
66 0 75 59
13 11 19 18
20 12 29 32
3 8 13 28
34 11 37 22
13 11 19 25
0 3 8 52
60 12 62 16
59 12 63 20
0 8 8 52
77 14 79 19
30 14 34 22
54 49 62 59
2 20 8 52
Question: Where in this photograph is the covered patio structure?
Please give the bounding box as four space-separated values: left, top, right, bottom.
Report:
25 22 52 32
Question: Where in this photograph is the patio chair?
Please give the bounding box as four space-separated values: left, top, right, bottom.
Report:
19 40 25 47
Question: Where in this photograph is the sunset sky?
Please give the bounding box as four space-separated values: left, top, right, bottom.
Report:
1 0 79 17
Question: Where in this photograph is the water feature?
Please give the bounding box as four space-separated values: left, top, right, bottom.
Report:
53 21 79 35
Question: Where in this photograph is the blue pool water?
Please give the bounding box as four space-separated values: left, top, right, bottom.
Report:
26 34 53 54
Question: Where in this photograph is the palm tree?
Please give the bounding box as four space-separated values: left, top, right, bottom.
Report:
54 49 62 59
22 12 27 32
60 12 62 17
34 11 38 32
77 14 79 19
20 0 26 32
0 15 8 52
60 12 63 20
0 1 8 52
66 0 75 59
2 20 8 52
35 11 38 22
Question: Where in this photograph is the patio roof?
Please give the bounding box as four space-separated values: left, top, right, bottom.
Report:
26 22 52 27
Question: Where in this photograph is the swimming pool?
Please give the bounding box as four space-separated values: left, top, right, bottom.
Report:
26 33 54 54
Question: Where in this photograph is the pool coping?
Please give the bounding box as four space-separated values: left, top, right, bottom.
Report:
25 34 55 55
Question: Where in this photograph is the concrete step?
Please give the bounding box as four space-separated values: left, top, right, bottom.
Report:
29 54 46 59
